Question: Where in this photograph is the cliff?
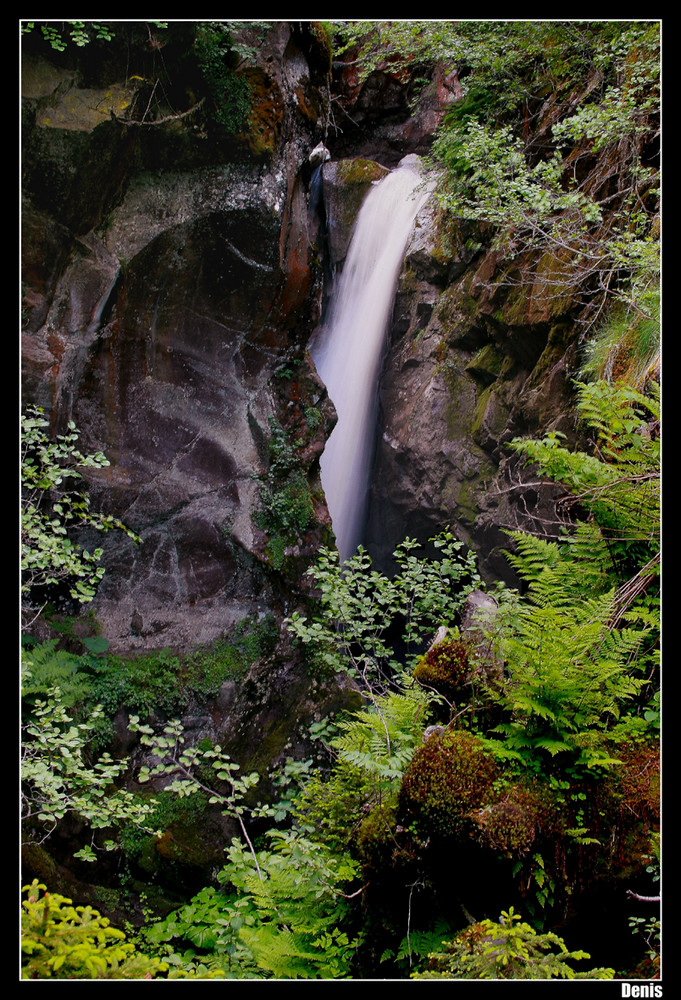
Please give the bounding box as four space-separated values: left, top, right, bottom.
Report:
22 22 336 652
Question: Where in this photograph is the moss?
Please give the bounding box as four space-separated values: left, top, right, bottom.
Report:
440 357 478 441
470 782 546 855
399 730 497 839
335 158 388 186
241 67 284 156
308 21 334 75
413 636 470 702
469 342 504 377
470 384 510 448
499 247 578 326
121 788 229 875
471 383 493 436
242 713 296 779
357 798 400 870
446 477 481 529
182 614 278 691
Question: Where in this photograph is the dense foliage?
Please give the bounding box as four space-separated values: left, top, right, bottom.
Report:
21 407 139 626
336 20 659 329
412 906 614 980
21 18 659 981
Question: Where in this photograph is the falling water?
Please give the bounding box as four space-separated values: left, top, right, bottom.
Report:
311 154 434 563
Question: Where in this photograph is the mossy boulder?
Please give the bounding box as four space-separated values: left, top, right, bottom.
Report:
413 635 471 703
321 158 390 268
399 729 497 839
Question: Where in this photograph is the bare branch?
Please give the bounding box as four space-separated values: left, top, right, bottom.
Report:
112 97 205 127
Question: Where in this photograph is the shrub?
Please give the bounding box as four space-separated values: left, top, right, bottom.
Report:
412 906 614 979
21 881 167 979
21 405 138 620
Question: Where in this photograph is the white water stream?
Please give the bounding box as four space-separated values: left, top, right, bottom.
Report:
310 155 434 563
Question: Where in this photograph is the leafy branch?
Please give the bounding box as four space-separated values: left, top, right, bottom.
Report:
132 717 270 882
21 679 157 860
21 406 139 621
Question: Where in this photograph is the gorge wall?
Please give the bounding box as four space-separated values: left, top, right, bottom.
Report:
22 20 583 677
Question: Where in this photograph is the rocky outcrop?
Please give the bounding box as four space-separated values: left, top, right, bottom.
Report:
319 158 389 270
330 53 462 166
365 204 577 585
21 20 590 638
21 22 336 652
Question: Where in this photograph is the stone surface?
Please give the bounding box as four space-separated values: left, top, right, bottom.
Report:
364 203 577 586
21 23 334 653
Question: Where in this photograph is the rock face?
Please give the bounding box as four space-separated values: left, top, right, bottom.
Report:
21 20 585 642
22 22 336 652
364 202 579 585
330 54 462 166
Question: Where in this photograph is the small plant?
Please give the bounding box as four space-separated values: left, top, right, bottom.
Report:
21 406 139 623
87 647 186 733
581 291 660 389
412 906 614 979
131 717 361 979
21 880 222 980
22 880 168 979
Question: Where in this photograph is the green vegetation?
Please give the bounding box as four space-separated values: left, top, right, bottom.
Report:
21 376 660 973
21 20 118 50
412 907 614 979
253 417 316 569
20 662 158 862
581 291 660 387
21 406 139 621
22 881 168 979
194 23 255 133
21 880 224 979
287 531 480 685
335 21 659 330
22 613 277 749
21 19 659 981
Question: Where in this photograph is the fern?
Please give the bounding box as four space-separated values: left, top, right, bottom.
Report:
493 589 648 768
22 640 92 709
217 831 360 978
508 380 660 583
505 526 613 606
495 379 660 772
331 684 430 785
147 829 360 979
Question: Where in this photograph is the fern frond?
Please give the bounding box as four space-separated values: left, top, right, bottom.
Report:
22 640 92 707
331 685 429 782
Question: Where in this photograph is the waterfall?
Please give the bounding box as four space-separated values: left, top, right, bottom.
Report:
311 154 434 563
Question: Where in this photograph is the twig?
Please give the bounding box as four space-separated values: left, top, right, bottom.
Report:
626 890 660 903
112 97 205 126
